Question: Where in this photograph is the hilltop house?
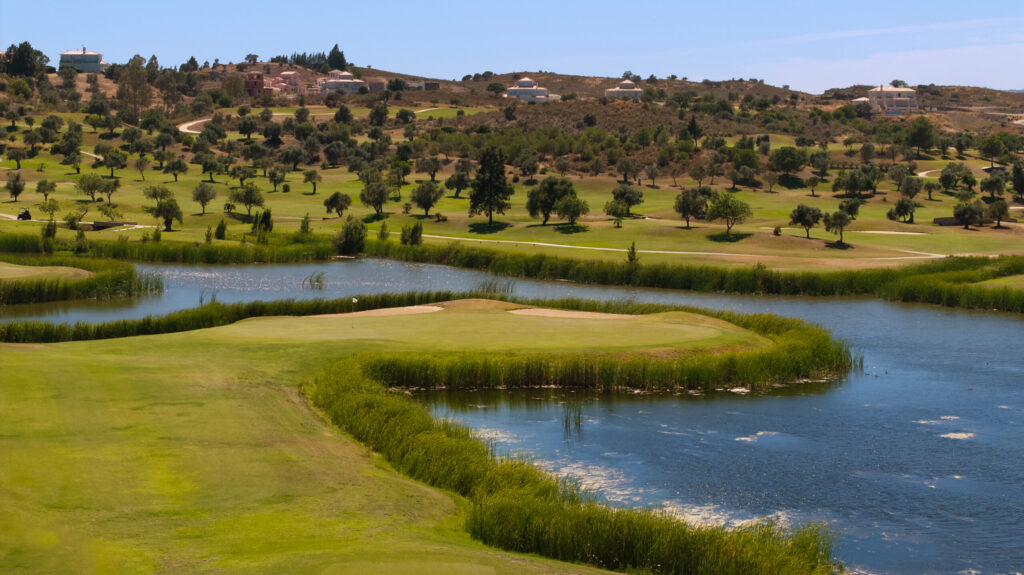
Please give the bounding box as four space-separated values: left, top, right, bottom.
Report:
318 70 366 95
58 48 108 73
505 77 556 102
605 79 643 99
868 85 917 115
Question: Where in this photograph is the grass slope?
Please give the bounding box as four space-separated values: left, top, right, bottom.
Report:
0 301 767 573
0 261 91 281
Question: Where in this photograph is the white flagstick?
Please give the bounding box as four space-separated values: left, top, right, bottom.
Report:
351 298 358 329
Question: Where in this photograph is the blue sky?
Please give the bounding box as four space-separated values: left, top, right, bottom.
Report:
3 0 1022 93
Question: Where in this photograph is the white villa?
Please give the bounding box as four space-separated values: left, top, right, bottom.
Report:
58 48 108 73
867 85 917 115
505 77 556 102
605 79 643 99
318 70 366 95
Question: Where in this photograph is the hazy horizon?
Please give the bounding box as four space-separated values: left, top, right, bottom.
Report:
2 0 1022 94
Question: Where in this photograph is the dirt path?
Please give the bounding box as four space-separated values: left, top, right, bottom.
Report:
177 112 337 135
417 233 944 261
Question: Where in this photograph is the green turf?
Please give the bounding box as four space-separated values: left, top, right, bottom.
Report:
0 261 92 282
0 301 763 573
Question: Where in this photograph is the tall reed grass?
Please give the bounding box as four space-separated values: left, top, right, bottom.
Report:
0 254 162 305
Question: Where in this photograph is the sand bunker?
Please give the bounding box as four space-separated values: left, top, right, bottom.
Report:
313 305 443 319
508 308 638 320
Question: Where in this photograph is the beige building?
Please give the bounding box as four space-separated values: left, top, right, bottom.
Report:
58 48 108 73
319 70 366 95
605 79 643 99
505 77 556 102
867 85 917 115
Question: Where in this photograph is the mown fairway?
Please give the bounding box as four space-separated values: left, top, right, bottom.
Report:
0 300 764 573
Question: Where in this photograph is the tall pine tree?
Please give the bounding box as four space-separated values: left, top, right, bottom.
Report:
469 148 514 226
328 44 347 71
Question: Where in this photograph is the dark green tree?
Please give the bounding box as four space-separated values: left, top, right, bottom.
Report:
611 184 644 215
164 157 188 182
192 182 217 215
673 188 707 229
553 195 589 225
332 216 366 255
303 169 322 193
416 156 442 182
789 204 823 238
445 170 471 198
323 191 352 217
904 116 935 159
5 172 25 201
824 210 852 244
411 181 444 215
360 181 389 216
769 146 808 174
327 44 347 70
469 147 514 225
705 192 752 237
230 182 265 216
153 197 183 231
526 176 574 224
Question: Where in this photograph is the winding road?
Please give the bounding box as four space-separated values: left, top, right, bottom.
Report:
177 108 445 135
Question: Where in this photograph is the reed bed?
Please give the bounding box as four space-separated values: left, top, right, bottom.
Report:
0 233 334 264
0 254 162 305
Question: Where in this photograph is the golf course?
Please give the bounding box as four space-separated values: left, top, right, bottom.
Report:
0 298 847 573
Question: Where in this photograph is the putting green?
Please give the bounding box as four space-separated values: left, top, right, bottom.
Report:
0 300 764 573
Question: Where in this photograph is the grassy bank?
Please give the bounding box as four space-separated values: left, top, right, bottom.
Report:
0 254 162 305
